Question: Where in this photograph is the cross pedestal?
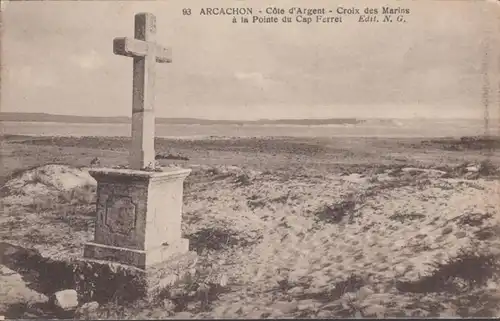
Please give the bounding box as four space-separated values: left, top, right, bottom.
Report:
83 168 191 269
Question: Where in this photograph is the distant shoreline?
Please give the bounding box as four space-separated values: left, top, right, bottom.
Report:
0 113 365 126
0 121 360 127
0 112 489 126
1 115 492 139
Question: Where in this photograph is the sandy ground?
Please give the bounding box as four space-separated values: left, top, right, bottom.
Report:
1 135 500 318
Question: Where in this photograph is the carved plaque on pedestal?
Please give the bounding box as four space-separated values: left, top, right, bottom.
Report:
105 196 137 235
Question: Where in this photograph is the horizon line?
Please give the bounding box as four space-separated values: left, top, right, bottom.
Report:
0 112 495 121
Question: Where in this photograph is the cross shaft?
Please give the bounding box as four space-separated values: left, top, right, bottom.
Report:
113 13 172 170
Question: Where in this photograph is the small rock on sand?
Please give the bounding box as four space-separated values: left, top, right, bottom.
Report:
52 289 78 311
441 226 453 235
394 264 407 275
270 300 299 314
466 166 479 173
356 286 375 301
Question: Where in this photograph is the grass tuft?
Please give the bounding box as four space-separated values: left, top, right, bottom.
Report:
155 153 189 161
234 174 252 186
297 274 365 302
389 212 426 223
396 249 499 294
314 199 356 224
188 227 260 253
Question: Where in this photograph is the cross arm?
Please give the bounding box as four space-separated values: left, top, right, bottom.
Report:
113 37 172 63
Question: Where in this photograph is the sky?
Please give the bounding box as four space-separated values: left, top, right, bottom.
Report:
1 0 499 120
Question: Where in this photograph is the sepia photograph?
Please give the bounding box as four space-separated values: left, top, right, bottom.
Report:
1 0 500 318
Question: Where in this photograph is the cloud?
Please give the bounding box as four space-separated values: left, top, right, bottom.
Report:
69 50 104 70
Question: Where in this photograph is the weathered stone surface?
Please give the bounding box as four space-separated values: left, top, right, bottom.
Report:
52 289 78 311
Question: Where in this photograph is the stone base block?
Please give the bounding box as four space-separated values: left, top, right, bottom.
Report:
74 250 198 302
83 238 189 269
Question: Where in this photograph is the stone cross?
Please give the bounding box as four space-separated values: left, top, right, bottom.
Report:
83 12 192 295
113 13 172 170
